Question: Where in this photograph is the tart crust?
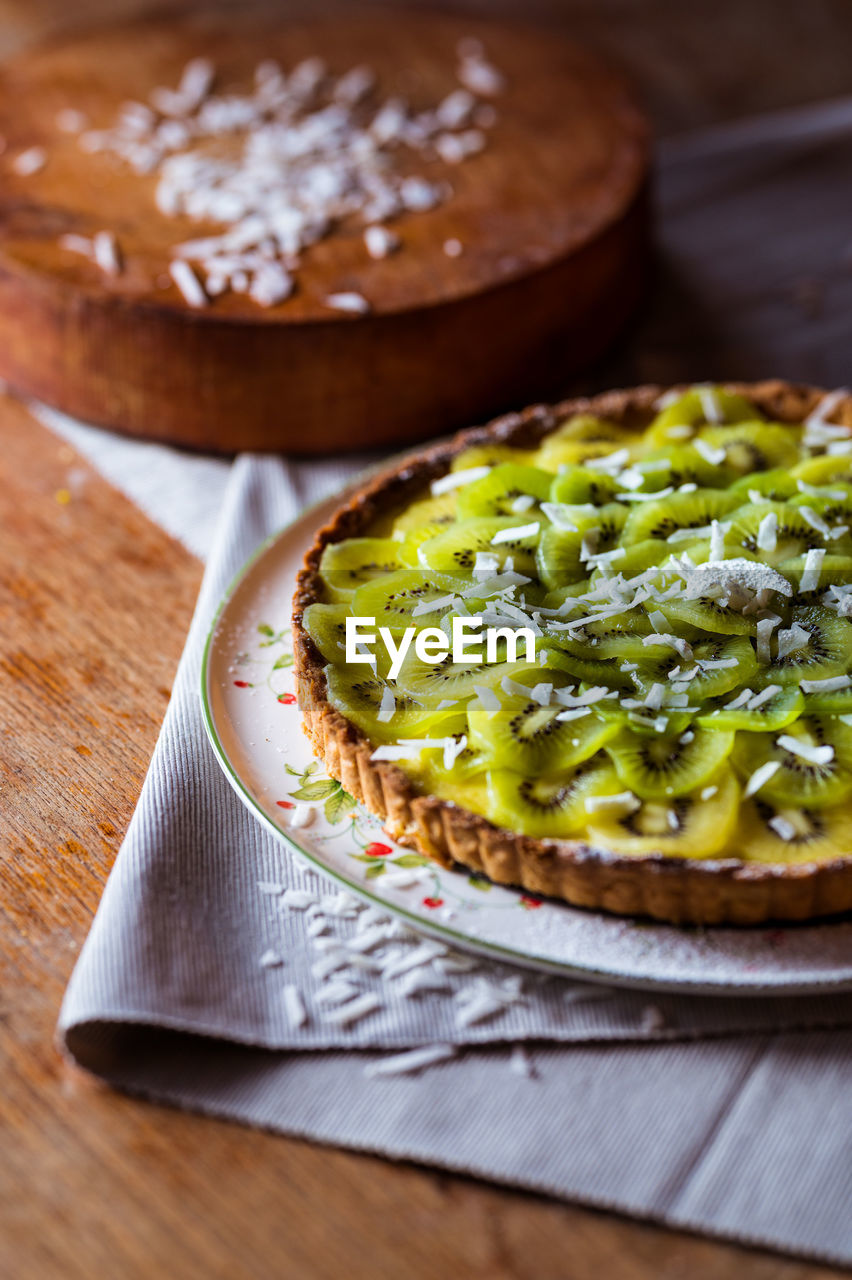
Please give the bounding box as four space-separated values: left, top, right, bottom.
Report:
293 381 852 925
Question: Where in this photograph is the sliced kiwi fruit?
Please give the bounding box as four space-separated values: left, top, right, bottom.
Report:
804 687 852 716
300 602 352 664
605 725 735 799
789 484 852 522
605 634 756 701
592 536 676 578
415 734 492 784
629 444 731 491
729 468 798 502
417 516 539 576
656 593 759 638
536 415 639 469
759 605 852 683
537 647 636 691
485 760 624 840
595 703 695 741
536 506 629 589
778 553 852 606
393 493 460 565
697 681 803 732
324 665 466 742
696 422 801 475
728 501 824 567
392 642 539 702
731 712 852 809
456 463 553 519
468 693 619 773
549 465 621 507
736 800 851 864
318 537 405 602
540 580 598 611
392 490 457 535
413 769 491 819
535 526 586 589
586 766 740 856
588 502 630 548
450 443 535 471
644 389 759 449
791 455 852 486
351 570 474 634
545 608 654 657
622 487 739 543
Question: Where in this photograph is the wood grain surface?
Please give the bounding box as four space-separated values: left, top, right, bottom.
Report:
2 1 851 1277
0 6 649 452
0 403 847 1280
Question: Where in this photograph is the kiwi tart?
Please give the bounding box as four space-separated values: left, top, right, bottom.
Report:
293 381 852 924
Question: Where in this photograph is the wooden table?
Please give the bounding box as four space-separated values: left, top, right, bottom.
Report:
2 3 850 1276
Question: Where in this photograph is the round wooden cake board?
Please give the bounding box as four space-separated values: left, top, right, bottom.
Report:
0 7 650 455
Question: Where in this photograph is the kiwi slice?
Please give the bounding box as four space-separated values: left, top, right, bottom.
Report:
728 502 824 567
595 702 695 741
737 801 851 864
804 687 852 716
606 634 757 701
536 415 638 469
418 516 539 576
415 734 492 784
586 502 629 547
392 642 539 702
732 712 852 809
411 769 490 819
537 647 636 691
696 422 801 475
630 445 731 491
778 554 852 606
643 389 759 449
300 602 352 664
392 490 457 537
605 725 735 799
324 665 466 742
468 693 619 773
592 536 675 578
318 537 405 602
456 463 553 519
450 443 535 471
698 681 803 732
545 607 654 656
535 526 585 589
586 767 740 856
622 487 739 543
541 580 596 610
789 484 852 522
759 605 852 683
791 456 852 486
393 493 461 565
544 499 627 545
535 504 627 589
352 570 470 634
549 465 621 507
656 593 759 638
729 468 798 501
485 760 623 840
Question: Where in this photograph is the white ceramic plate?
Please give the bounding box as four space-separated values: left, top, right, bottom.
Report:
202 491 852 995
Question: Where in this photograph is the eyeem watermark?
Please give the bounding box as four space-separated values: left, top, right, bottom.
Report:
345 616 536 679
